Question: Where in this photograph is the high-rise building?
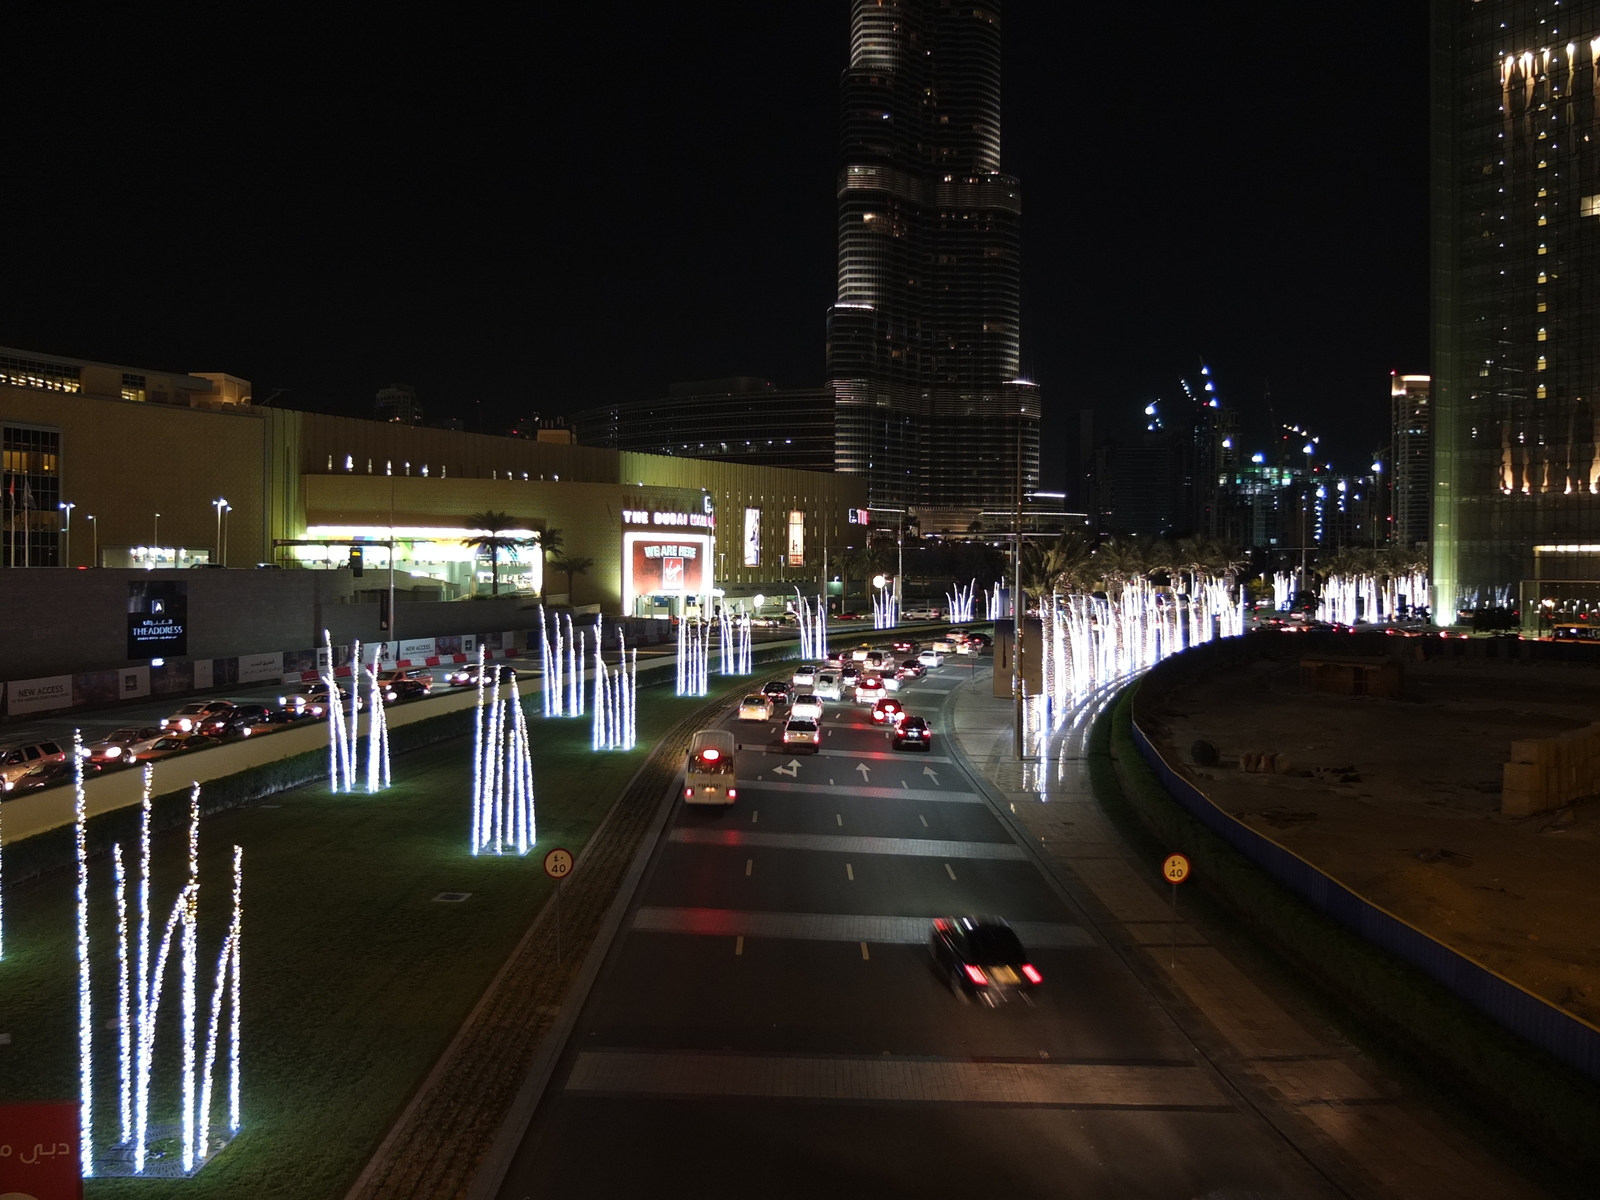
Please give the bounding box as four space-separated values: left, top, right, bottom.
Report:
826 0 1039 522
1432 3 1600 620
1390 373 1431 549
375 384 422 426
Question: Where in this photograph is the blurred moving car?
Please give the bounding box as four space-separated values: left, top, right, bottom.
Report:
207 704 274 737
815 672 842 701
855 674 886 703
381 677 430 704
782 716 822 751
870 697 906 726
918 649 945 667
231 708 299 738
81 727 161 766
279 682 359 718
791 664 819 687
893 715 932 750
901 607 940 621
790 692 823 721
128 733 220 762
445 663 518 687
378 667 434 695
161 700 235 733
0 740 70 785
3 757 102 793
900 658 926 677
760 679 793 707
738 693 775 721
890 639 918 654
850 644 874 662
840 665 861 689
929 916 1042 1005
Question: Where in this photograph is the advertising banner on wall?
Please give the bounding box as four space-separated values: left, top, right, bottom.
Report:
743 508 761 567
0 1101 81 1200
127 580 188 660
625 534 710 599
788 511 805 567
238 652 285 683
6 674 74 716
400 638 436 663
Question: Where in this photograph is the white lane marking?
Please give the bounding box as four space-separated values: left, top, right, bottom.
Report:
735 936 744 956
919 814 929 827
901 780 908 789
830 778 835 785
745 858 753 876
923 766 940 786
751 810 759 823
854 762 872 782
633 908 1096 947
741 781 980 804
773 759 800 778
860 942 870 961
846 863 855 881
945 863 957 880
835 813 843 826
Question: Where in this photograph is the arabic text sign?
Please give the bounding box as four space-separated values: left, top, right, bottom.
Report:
0 1101 81 1198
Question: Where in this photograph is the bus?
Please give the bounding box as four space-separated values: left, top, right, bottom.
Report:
684 729 738 805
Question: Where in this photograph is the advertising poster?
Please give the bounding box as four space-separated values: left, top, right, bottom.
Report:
788 510 805 567
127 580 188 660
630 538 706 595
0 1101 81 1199
743 507 761 567
238 652 285 683
6 674 73 716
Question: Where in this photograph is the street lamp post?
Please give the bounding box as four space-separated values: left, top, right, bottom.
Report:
213 498 229 567
153 512 160 561
58 501 74 567
86 515 97 567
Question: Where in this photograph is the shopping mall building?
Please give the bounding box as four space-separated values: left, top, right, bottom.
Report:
0 345 869 616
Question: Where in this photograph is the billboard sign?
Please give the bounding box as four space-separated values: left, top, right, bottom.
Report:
743 508 761 567
238 652 284 683
6 674 74 716
624 533 711 600
127 581 188 660
0 1101 81 1199
787 511 805 567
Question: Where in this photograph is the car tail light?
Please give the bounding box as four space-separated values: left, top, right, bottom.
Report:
1021 964 1043 985
727 788 737 799
962 965 988 986
684 787 694 798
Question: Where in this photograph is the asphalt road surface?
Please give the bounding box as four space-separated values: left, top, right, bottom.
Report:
494 658 1338 1199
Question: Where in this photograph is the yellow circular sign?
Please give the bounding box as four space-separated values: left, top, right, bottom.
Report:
1162 853 1191 885
543 847 574 879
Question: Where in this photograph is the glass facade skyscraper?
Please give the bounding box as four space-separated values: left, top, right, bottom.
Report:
827 0 1040 519
1433 1 1600 621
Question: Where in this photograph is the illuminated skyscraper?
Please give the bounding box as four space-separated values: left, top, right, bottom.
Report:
826 0 1039 521
1391 373 1431 550
1432 2 1600 620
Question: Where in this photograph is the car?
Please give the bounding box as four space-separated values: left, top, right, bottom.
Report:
760 679 793 706
864 650 889 670
128 733 219 762
870 697 906 726
823 654 844 671
280 681 360 717
159 700 235 734
901 607 940 622
3 758 102 794
80 727 161 766
738 693 775 721
378 667 434 694
782 716 822 751
930 636 957 653
207 704 274 737
918 649 945 667
791 664 819 687
855 674 886 703
445 663 518 687
890 640 918 654
893 714 933 750
929 916 1042 1005
900 658 926 677
231 708 300 738
750 615 784 628
815 672 842 701
381 677 431 704
965 632 992 650
840 665 862 688
884 671 903 692
0 740 69 785
790 692 823 721
851 644 874 662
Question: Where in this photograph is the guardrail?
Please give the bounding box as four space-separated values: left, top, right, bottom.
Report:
1129 635 1600 1086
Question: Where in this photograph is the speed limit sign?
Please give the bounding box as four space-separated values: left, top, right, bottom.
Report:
1162 852 1191 885
543 847 574 879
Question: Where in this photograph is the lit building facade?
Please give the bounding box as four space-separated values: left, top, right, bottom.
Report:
1391 373 1431 549
1432 2 1600 619
826 0 1039 522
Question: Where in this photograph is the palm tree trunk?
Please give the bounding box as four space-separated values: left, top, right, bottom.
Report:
491 547 500 596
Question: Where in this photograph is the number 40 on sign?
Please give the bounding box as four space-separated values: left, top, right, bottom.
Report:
1162 853 1191 885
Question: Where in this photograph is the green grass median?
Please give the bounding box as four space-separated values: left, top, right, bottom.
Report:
0 671 770 1199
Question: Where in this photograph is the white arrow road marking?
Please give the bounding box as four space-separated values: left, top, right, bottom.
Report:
854 762 872 782
772 759 801 778
922 767 940 786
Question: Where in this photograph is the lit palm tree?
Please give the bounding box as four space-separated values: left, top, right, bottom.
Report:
462 510 532 596
534 526 564 599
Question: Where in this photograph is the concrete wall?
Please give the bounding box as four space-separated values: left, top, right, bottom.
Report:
0 567 539 679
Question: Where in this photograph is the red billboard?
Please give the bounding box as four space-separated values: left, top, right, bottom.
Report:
0 1102 81 1199
628 536 708 597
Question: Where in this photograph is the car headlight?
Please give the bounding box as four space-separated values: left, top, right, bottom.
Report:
106 746 122 758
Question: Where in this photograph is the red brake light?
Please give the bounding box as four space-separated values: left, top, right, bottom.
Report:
700 748 721 762
962 965 988 986
684 787 694 798
1021 964 1043 985
727 788 737 799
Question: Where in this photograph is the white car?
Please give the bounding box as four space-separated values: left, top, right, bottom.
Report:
918 649 945 667
790 693 823 721
782 717 822 751
901 608 940 622
815 672 842 701
160 700 234 733
850 645 873 662
791 664 819 687
931 637 957 653
737 693 775 721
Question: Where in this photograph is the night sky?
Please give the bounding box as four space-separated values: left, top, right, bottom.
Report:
2 3 1426 497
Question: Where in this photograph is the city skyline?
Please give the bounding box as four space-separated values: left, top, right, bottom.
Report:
0 3 1426 492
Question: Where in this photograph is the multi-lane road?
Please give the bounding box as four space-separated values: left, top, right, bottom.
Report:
494 657 1338 1199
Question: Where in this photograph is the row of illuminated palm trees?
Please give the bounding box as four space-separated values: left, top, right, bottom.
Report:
461 510 592 599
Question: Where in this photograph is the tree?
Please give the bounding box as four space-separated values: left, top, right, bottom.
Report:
462 511 532 596
549 554 593 602
534 526 564 598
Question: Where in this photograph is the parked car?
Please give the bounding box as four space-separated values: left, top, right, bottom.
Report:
929 916 1042 1005
790 692 823 722
160 700 235 734
80 727 161 766
738 693 775 721
445 663 517 687
3 757 101 794
782 716 822 751
815 672 842 701
893 715 933 750
0 740 69 785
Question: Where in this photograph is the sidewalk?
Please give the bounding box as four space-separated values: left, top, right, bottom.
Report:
946 667 1553 1200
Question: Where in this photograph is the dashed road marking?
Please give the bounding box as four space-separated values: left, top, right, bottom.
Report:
860 942 870 960
745 858 753 876
919 814 929 827
735 936 744 956
846 863 855 881
835 813 843 826
945 863 957 880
